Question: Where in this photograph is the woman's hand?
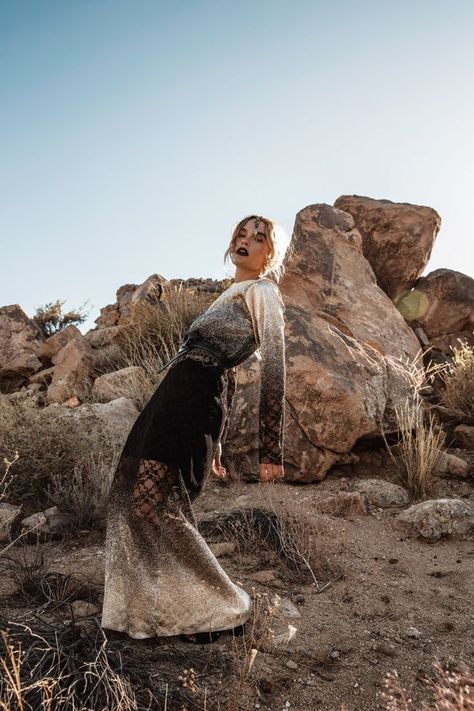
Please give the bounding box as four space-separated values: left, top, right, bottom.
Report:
259 463 284 482
211 442 227 479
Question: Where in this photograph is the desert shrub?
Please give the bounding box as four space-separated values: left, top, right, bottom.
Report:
441 339 474 416
200 503 342 590
379 657 473 711
0 395 117 522
108 283 214 407
0 541 100 614
46 447 118 533
0 617 156 711
380 353 447 499
33 299 90 338
0 612 240 710
384 396 445 499
1 451 18 502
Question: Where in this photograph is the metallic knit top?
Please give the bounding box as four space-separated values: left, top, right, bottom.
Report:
184 277 286 466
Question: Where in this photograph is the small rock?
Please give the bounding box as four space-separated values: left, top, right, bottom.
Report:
393 498 473 541
453 425 474 450
329 649 340 659
316 491 368 517
273 597 301 619
70 600 100 618
209 542 237 558
63 395 81 408
264 623 298 650
0 503 22 542
436 452 469 479
286 660 298 670
406 627 423 639
20 506 67 537
20 511 49 535
351 478 410 508
92 366 146 403
249 569 278 583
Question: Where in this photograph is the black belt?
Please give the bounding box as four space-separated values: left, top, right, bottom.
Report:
157 335 228 374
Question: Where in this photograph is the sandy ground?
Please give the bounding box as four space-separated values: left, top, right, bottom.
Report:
0 458 473 710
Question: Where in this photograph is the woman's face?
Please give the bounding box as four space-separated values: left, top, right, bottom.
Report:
232 218 269 274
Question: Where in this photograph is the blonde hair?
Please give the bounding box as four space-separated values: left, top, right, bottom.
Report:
223 214 290 283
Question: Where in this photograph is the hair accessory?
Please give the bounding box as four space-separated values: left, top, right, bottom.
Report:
254 215 263 235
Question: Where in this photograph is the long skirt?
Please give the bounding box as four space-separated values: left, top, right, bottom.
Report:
100 347 252 639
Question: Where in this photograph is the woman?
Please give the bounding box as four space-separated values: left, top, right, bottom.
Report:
101 214 288 642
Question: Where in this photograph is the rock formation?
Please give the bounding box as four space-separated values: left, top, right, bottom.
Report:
257 203 421 481
0 197 472 485
395 268 474 354
0 305 43 392
333 195 441 300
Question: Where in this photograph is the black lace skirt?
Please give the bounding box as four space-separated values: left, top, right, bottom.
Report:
101 348 251 639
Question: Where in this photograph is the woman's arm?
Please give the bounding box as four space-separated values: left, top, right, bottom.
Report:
245 280 286 475
220 366 237 446
211 366 237 479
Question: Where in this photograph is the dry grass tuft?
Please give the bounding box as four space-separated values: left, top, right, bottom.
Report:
440 339 474 417
0 543 100 615
1 452 18 503
225 589 286 709
380 657 474 711
383 396 446 499
110 283 214 408
0 395 117 525
200 503 342 591
0 617 156 711
323 329 448 498
47 447 118 533
0 611 243 710
380 352 447 499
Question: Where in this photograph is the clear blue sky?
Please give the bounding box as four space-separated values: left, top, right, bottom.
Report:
1 0 473 333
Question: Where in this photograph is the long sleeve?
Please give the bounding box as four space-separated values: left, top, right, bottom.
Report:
220 365 237 446
244 280 286 466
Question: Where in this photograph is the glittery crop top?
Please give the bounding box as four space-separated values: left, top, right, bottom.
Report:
183 277 286 466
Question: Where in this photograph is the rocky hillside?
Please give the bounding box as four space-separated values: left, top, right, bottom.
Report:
0 195 472 481
0 194 473 710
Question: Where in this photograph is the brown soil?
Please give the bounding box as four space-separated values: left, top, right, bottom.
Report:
1 461 473 711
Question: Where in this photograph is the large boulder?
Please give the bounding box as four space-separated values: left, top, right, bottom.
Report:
0 305 43 392
92 366 146 403
89 397 139 446
46 337 94 404
334 195 441 300
39 325 84 364
130 274 165 304
395 269 474 342
267 203 420 481
88 274 168 335
85 326 121 348
43 397 139 453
